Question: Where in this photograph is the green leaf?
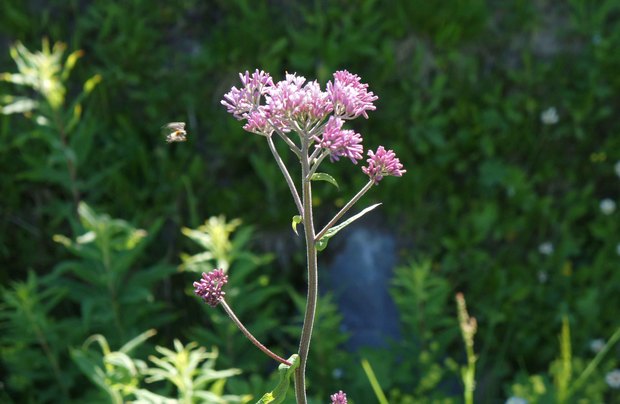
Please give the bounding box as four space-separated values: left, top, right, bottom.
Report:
310 172 339 189
316 203 382 251
291 215 302 235
0 96 37 114
119 329 157 354
256 354 300 404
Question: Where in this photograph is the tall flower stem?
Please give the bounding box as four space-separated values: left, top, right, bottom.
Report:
295 137 317 404
220 299 292 366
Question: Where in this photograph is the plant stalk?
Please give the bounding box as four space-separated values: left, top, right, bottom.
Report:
267 135 303 216
294 137 318 404
220 299 292 366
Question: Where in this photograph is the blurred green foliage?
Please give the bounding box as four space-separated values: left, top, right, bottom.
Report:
1 0 620 402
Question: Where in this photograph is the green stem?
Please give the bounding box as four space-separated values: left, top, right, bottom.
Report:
102 235 125 340
294 136 317 404
568 325 620 398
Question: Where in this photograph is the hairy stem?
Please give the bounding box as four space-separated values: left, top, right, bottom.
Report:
267 135 303 216
315 179 374 242
220 299 292 366
294 137 317 404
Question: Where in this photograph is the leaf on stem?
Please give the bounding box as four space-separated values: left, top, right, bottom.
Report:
310 172 339 189
316 203 382 251
291 215 302 235
256 354 300 404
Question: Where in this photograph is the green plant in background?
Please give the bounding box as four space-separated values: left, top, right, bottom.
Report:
70 329 249 403
507 319 620 403
0 39 101 210
387 260 458 401
70 329 155 403
180 216 244 273
455 293 477 404
138 339 249 403
52 202 176 344
0 271 80 402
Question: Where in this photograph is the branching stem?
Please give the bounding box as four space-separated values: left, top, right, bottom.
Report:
315 179 374 242
267 135 303 216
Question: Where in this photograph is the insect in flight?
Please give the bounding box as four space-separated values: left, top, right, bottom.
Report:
162 122 187 143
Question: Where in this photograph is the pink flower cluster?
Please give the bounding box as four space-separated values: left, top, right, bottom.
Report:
193 269 228 307
330 390 347 404
313 117 363 163
222 69 405 181
362 146 406 184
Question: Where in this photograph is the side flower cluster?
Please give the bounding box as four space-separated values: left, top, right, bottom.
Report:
313 116 363 163
362 146 406 184
193 269 228 307
221 69 405 183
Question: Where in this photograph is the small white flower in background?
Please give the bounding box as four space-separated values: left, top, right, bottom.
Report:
605 369 620 389
540 107 559 125
600 198 616 215
538 242 554 255
616 243 620 256
615 161 620 178
506 397 528 404
537 270 548 284
332 368 344 379
589 338 605 353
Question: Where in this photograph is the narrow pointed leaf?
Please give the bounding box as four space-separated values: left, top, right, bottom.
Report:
316 203 382 251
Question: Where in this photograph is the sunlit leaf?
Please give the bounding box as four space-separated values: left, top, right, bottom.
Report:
291 215 302 235
310 172 339 189
256 354 299 404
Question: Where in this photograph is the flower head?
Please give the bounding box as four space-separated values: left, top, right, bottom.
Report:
221 70 273 120
265 74 331 131
606 369 620 389
362 146 406 184
589 338 605 353
540 107 559 125
314 116 363 163
600 198 616 215
327 70 378 119
330 390 347 404
193 269 228 307
538 241 554 255
243 107 273 136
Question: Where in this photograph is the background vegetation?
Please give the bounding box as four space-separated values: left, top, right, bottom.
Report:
1 0 619 402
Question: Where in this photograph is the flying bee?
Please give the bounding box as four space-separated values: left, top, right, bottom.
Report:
162 122 187 143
